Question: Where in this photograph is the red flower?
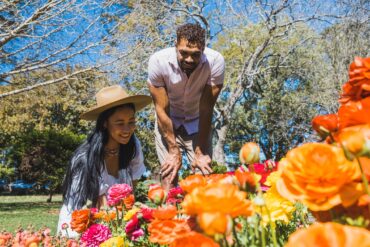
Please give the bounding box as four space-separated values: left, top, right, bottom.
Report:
312 114 338 138
166 187 184 204
125 214 140 235
340 57 370 103
140 207 154 222
338 97 370 129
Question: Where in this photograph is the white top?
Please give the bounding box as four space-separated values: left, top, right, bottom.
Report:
56 136 145 237
147 47 225 135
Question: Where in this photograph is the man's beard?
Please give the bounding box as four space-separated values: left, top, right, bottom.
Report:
180 61 197 74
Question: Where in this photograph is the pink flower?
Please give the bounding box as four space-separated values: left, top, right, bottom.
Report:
131 228 145 241
140 207 154 222
166 187 184 204
125 214 140 234
80 224 111 247
107 183 133 206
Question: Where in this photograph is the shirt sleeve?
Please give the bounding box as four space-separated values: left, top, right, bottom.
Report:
147 53 165 87
207 53 225 86
130 137 146 180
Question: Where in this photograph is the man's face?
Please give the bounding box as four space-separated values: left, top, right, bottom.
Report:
176 38 204 74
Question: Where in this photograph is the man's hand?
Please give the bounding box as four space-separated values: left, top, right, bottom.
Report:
161 147 182 184
191 149 212 175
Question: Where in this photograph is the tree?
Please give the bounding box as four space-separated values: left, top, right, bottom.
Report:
0 0 137 98
7 129 84 201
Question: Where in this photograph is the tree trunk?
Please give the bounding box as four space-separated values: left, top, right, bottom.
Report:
47 191 53 203
213 124 229 164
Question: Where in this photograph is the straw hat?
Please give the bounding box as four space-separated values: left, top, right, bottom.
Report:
80 85 152 120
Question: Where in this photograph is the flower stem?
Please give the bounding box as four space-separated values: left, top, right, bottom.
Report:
232 219 241 247
356 157 370 214
264 205 278 247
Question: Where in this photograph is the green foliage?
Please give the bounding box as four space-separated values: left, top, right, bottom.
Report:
6 129 85 193
134 178 158 205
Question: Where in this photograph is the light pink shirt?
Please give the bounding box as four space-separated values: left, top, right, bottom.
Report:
147 47 225 135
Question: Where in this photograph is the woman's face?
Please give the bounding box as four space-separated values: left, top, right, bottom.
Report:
105 106 136 145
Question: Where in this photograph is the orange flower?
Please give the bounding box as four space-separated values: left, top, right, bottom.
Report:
170 231 220 247
235 169 257 188
239 142 260 164
148 184 165 204
70 209 91 233
182 183 253 218
205 173 231 184
311 114 338 138
123 194 135 209
285 222 370 247
179 174 207 193
340 57 370 103
276 143 363 211
148 219 191 245
93 211 116 222
338 97 370 129
152 205 178 220
334 124 370 158
197 212 230 236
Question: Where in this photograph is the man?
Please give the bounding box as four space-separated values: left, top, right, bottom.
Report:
147 23 225 189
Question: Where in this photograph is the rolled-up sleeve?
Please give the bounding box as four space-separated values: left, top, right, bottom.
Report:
147 54 165 87
208 53 225 86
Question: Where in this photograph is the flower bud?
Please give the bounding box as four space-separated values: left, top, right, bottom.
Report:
148 184 165 205
239 142 260 164
312 114 338 138
335 124 370 160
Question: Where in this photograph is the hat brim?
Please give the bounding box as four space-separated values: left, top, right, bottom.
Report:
80 95 152 121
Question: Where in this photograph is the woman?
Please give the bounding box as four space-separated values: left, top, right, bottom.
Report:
57 85 152 236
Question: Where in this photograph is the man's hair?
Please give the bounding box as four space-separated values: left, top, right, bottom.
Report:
176 23 205 48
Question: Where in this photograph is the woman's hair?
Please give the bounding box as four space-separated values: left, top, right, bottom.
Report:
62 103 136 209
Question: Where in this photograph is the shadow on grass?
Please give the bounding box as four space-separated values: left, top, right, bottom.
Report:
0 201 61 212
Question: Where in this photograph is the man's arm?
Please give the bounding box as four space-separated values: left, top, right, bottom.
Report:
193 84 223 174
148 84 182 183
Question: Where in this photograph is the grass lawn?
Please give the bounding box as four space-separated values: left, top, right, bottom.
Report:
0 194 63 234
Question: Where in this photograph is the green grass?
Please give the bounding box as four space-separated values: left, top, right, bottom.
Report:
0 194 63 234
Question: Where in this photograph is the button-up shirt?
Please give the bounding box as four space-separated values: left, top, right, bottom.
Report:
147 47 225 135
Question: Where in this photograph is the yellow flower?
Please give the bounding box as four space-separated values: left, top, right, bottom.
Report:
255 171 295 225
124 208 140 221
100 236 127 247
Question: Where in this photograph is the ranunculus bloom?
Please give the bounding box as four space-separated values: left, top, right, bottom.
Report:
179 174 207 193
235 169 257 189
152 205 178 220
140 206 154 222
338 97 370 129
123 194 135 209
239 142 260 164
124 208 140 221
340 57 370 103
334 124 370 159
148 184 166 204
0 233 12 246
312 114 338 138
125 214 140 235
166 187 184 204
80 224 111 247
148 219 191 245
276 143 363 211
131 228 145 241
107 183 133 206
205 173 232 184
197 212 230 236
253 161 279 190
170 231 220 247
100 236 127 247
92 211 116 223
70 209 91 233
285 222 370 247
182 183 253 218
255 171 295 225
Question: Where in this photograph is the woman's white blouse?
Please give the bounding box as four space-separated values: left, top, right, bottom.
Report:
57 137 145 237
